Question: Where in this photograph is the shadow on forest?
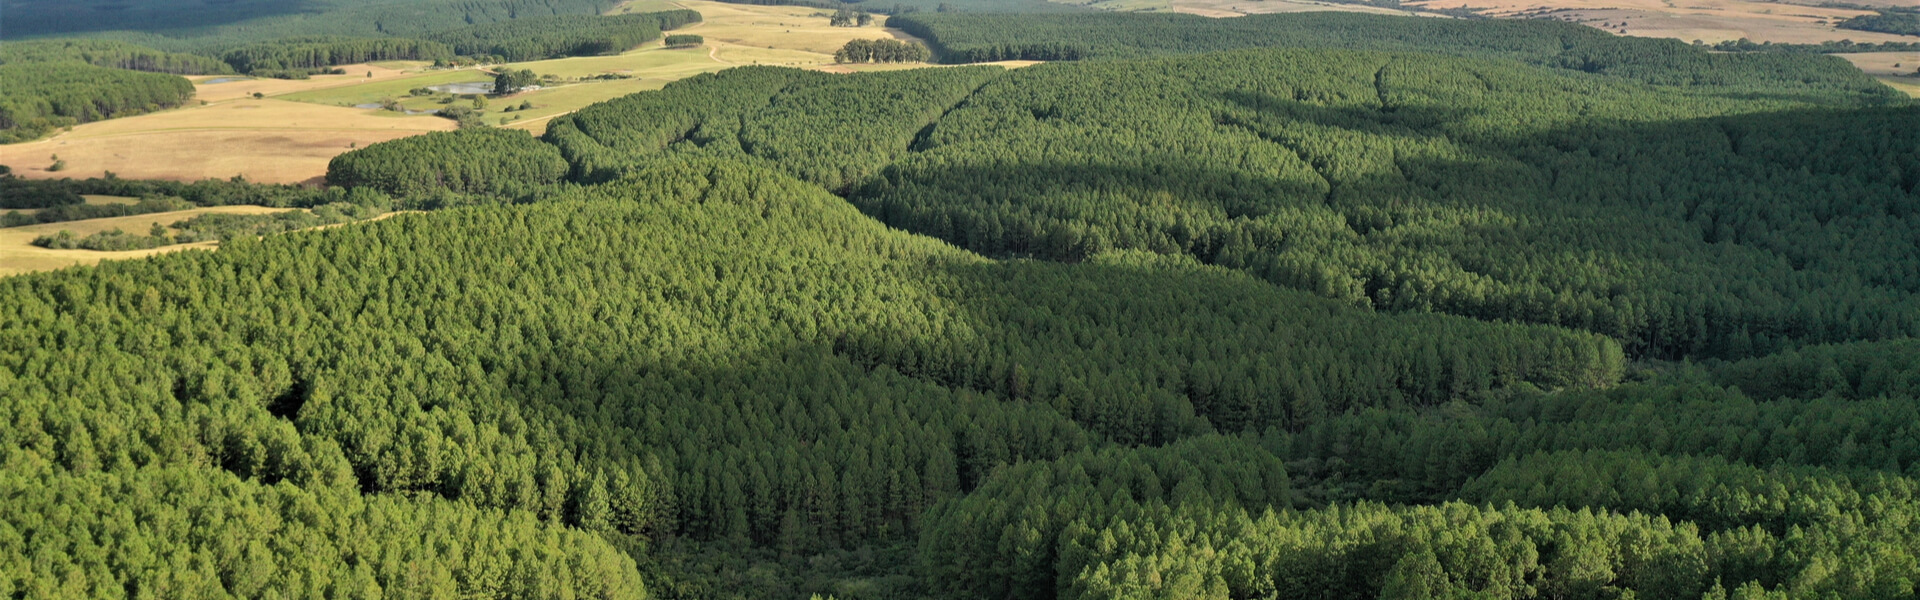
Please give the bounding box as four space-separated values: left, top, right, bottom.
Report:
837 101 1920 357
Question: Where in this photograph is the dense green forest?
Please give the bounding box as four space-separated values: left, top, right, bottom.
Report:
0 62 197 143
1838 8 1920 36
424 10 702 62
887 12 1896 100
7 4 1920 600
218 36 455 74
835 39 932 63
0 39 233 74
544 44 1913 359
2 0 622 50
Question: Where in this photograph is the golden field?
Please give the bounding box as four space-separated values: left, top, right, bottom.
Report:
1840 51 1920 97
0 98 455 185
0 0 923 184
1406 0 1920 45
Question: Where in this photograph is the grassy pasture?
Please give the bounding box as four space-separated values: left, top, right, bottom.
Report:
499 45 721 78
278 70 503 107
191 62 433 102
501 79 678 132
670 0 904 57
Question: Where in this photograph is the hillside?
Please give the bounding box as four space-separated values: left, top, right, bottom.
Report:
4 5 1920 600
888 11 1900 100
545 46 1916 359
0 157 1632 597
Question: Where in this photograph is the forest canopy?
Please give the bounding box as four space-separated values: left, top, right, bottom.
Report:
544 47 1917 360
0 62 196 143
5 4 1920 600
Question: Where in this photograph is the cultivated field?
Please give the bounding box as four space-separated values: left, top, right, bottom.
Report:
0 98 455 184
1406 0 1920 44
0 205 286 277
0 0 920 183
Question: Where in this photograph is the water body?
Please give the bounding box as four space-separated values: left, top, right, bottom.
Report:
428 82 496 95
202 77 254 84
354 103 437 115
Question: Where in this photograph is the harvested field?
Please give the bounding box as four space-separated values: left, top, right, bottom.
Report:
0 99 454 184
1409 0 1920 44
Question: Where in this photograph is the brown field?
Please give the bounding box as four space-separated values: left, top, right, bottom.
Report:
1841 51 1920 96
641 0 898 58
1407 0 1920 44
1842 51 1920 77
0 205 286 277
0 99 455 184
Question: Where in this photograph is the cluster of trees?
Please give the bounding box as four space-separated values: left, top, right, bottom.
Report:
4 196 193 228
327 128 570 199
835 39 932 63
0 39 233 74
0 62 196 143
0 172 348 209
424 10 702 62
1838 8 1920 36
32 226 175 252
169 201 387 243
886 11 1897 100
1708 37 1920 54
218 36 454 74
830 8 876 27
666 34 706 48
494 68 543 94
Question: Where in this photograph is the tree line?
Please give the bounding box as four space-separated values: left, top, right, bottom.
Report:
835 39 932 63
0 39 233 75
885 11 1897 100
423 10 703 62
1 0 622 51
218 36 455 74
1838 8 1920 36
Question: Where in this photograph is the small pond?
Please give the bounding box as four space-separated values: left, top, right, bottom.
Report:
427 82 496 95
